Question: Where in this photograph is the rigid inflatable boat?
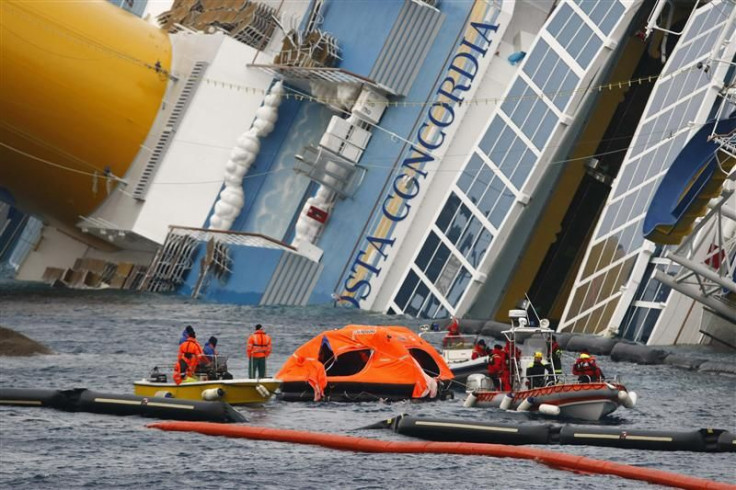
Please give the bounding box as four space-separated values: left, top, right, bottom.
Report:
463 307 637 421
276 325 454 401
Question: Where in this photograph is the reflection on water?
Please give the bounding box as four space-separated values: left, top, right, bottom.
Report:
0 282 734 488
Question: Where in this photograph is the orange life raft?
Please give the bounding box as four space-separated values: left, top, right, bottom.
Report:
276 325 453 401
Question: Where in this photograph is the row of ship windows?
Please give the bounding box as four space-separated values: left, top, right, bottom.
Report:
522 38 580 111
630 94 705 170
649 63 711 116
566 253 636 327
611 94 702 204
610 132 688 205
390 0 621 316
571 0 625 37
597 175 664 244
583 218 648 283
547 3 603 70
661 4 732 77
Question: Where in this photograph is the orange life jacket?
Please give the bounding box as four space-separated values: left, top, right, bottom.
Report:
247 330 272 358
179 337 203 360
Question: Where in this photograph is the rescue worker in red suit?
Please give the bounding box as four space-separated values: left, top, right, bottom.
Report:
247 324 272 378
442 318 464 348
471 339 490 360
572 351 604 383
487 344 505 390
502 340 521 390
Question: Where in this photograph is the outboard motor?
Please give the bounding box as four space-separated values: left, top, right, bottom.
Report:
466 373 492 392
148 367 167 383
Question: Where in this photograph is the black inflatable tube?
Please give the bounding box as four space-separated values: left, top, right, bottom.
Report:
382 415 735 452
0 388 246 423
393 415 550 445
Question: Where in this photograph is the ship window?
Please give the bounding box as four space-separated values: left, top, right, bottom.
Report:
499 135 525 179
478 118 504 157
488 125 514 170
531 105 557 149
547 4 574 39
510 146 536 188
325 349 372 376
426 242 451 282
436 193 461 232
597 198 621 238
458 153 484 192
420 293 441 319
478 176 502 218
469 229 492 267
501 80 533 125
405 281 430 317
510 89 537 131
394 270 420 310
436 255 462 296
446 267 471 307
458 217 481 257
447 203 472 245
489 191 514 228
409 348 442 377
435 305 448 319
576 35 600 69
415 232 440 272
467 165 493 206
570 24 598 67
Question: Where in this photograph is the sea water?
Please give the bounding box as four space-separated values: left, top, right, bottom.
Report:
0 283 734 489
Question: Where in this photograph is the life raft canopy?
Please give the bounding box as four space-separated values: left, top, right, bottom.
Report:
276 325 454 402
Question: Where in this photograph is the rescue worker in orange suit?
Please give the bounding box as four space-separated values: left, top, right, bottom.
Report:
525 351 553 389
247 324 272 378
572 351 604 383
442 317 464 348
471 339 490 360
487 344 505 390
173 353 197 385
179 326 204 374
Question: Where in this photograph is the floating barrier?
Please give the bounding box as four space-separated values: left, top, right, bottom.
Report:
381 414 735 452
148 420 734 490
566 335 618 356
610 342 668 364
0 388 245 423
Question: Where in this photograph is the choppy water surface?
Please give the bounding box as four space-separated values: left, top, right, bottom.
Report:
0 283 734 489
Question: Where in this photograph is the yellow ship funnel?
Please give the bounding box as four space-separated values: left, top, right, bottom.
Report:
0 0 171 235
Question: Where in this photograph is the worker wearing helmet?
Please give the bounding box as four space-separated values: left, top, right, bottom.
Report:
525 351 553 389
572 351 604 383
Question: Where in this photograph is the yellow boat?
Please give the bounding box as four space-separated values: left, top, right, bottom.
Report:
133 377 282 405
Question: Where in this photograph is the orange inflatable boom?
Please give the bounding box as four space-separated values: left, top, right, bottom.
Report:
148 421 733 490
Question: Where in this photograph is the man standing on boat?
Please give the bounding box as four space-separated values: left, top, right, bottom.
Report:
179 326 204 375
549 336 563 376
247 324 272 378
525 352 553 389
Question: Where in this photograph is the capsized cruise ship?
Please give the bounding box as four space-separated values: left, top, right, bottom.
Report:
1 0 734 349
